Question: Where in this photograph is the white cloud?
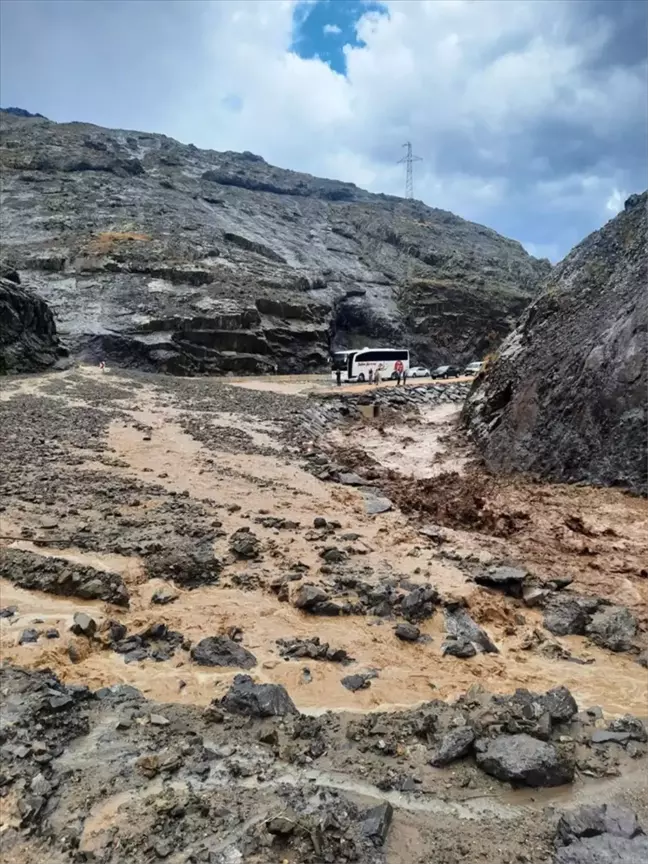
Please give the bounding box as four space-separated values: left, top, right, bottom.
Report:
606 187 627 214
323 23 341 35
2 0 644 259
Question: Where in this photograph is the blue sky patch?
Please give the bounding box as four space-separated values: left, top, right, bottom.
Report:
291 0 388 74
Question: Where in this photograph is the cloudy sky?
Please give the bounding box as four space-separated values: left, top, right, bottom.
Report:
1 0 646 261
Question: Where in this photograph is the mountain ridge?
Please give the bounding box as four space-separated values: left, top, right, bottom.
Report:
0 108 551 374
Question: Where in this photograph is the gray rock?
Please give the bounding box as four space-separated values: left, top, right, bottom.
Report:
590 730 631 745
341 673 372 692
292 583 329 609
544 686 578 723
0 276 63 373
364 495 393 515
0 605 17 618
229 528 261 559
556 804 644 845
430 726 475 767
463 191 647 495
337 472 365 486
44 628 60 639
394 622 420 641
554 833 648 864
607 715 648 743
220 674 298 717
543 597 590 637
522 584 550 607
586 606 637 652
474 565 527 597
444 607 498 654
320 546 346 564
401 586 439 622
18 628 39 645
637 649 648 669
190 636 256 669
360 802 393 845
441 636 477 658
70 612 97 637
0 549 129 607
475 733 574 786
150 713 170 726
151 588 179 605
313 517 327 529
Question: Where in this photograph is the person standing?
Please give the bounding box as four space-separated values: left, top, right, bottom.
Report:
336 368 342 387
402 365 408 386
368 368 374 385
394 358 404 386
374 365 382 386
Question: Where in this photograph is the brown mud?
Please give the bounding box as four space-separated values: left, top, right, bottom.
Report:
1 367 647 864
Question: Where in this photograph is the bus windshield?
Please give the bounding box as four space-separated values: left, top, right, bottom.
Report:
331 351 353 370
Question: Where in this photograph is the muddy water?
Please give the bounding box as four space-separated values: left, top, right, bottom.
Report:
1 368 647 722
330 402 466 479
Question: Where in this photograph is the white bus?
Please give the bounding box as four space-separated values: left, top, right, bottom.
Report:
331 347 410 383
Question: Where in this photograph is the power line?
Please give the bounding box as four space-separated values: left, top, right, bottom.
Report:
397 141 422 200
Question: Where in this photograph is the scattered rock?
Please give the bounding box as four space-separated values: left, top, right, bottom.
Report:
553 805 648 864
607 715 648 743
337 472 365 486
360 802 393 845
150 713 170 726
291 583 341 615
444 606 498 654
364 495 393 515
190 636 257 669
586 605 637 652
70 612 97 638
474 565 527 597
320 546 347 564
544 686 578 724
151 588 179 605
401 585 439 622
44 628 60 639
394 622 420 641
277 636 353 664
341 673 373 692
430 726 475 767
220 674 298 716
0 605 18 618
313 517 327 528
543 597 590 637
18 628 39 645
590 730 631 745
229 527 261 559
441 636 477 658
475 733 574 787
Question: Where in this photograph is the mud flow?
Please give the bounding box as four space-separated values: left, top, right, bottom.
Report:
1 367 647 864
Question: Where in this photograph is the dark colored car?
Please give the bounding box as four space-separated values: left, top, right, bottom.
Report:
431 365 462 379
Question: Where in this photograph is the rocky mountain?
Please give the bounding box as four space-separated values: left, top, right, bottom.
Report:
463 192 647 494
0 265 64 373
0 109 550 374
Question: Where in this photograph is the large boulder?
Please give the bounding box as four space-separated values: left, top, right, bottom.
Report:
475 733 575 787
190 636 256 669
219 674 298 717
586 606 637 652
0 274 64 372
463 192 647 494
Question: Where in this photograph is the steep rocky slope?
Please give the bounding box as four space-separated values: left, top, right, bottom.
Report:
0 110 550 374
463 192 647 494
0 266 64 373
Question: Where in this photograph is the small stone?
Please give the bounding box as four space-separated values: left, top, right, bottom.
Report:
442 637 477 658
313 517 327 528
360 802 393 845
590 730 630 744
267 814 296 835
67 642 82 663
70 612 97 637
394 622 420 641
18 628 39 645
30 773 52 797
341 674 371 692
431 726 476 767
44 628 60 639
365 495 393 515
0 606 17 618
150 713 170 726
151 588 179 605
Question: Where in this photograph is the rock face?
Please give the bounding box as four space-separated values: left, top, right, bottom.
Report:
463 192 647 494
0 109 550 374
0 272 63 373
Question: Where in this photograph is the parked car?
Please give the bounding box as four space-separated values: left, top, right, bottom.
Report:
463 361 484 376
408 366 430 378
431 365 462 379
